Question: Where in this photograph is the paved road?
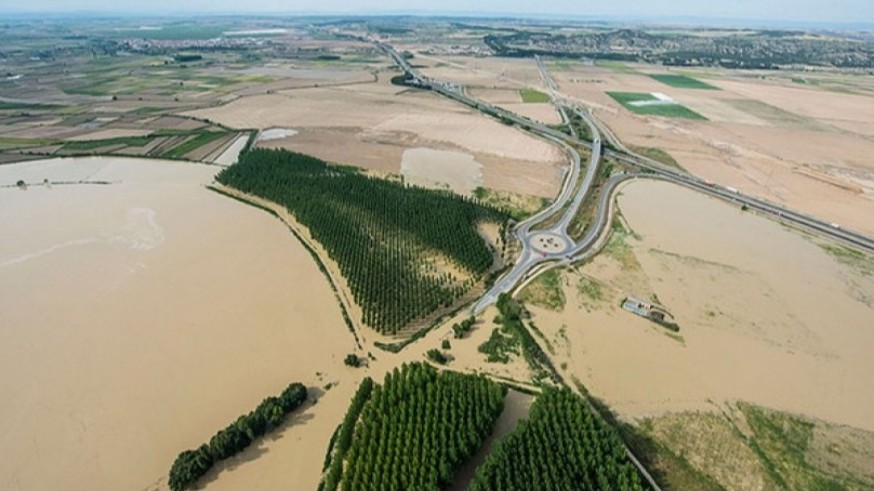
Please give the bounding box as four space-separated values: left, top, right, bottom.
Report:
380 40 874 299
472 102 604 312
383 43 874 255
377 42 670 491
473 139 585 312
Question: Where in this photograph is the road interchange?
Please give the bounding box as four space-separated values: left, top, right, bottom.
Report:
377 41 874 270
375 41 874 491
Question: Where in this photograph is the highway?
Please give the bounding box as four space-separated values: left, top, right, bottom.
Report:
377 41 675 491
376 42 874 491
472 89 605 311
378 41 874 256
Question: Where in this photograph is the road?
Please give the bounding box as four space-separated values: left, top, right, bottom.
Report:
375 41 670 491
472 92 604 313
377 41 874 256
375 44 874 491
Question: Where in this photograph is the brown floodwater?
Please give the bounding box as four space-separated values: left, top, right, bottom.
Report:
533 179 874 430
0 157 356 489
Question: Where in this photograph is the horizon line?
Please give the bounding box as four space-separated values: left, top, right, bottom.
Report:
0 10 872 31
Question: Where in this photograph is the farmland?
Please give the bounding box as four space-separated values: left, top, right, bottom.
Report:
649 74 719 90
607 92 708 119
2 13 874 491
519 88 550 103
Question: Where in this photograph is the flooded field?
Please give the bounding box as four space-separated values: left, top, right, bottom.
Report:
400 147 483 195
0 157 357 489
531 180 874 430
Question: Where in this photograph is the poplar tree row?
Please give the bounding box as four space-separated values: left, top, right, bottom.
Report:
328 363 506 491
468 388 647 491
168 383 308 491
217 149 509 333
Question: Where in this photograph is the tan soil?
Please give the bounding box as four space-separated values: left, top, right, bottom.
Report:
546 62 874 234
186 76 565 198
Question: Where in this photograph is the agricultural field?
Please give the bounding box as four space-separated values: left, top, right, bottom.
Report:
3 14 874 491
549 58 874 234
607 92 707 119
519 88 550 103
635 404 874 491
649 74 719 90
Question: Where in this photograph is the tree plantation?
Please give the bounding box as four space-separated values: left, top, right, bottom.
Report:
468 388 647 491
325 363 506 491
217 149 510 334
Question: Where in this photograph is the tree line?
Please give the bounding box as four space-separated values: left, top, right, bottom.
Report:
469 388 647 491
168 383 308 491
217 149 509 334
324 363 506 491
322 377 375 491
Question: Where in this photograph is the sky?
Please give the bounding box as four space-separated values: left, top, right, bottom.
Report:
0 0 872 27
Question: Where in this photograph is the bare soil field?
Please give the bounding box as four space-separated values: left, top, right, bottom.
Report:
1 124 86 139
468 87 523 104
211 134 250 166
186 76 565 197
527 180 874 431
547 61 874 234
501 102 562 125
257 126 405 175
64 128 153 141
0 157 358 490
400 147 483 195
714 78 874 135
416 54 545 89
145 116 208 131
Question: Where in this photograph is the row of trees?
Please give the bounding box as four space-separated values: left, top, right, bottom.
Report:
217 149 509 333
323 377 374 491
168 383 308 491
330 363 506 491
468 388 646 491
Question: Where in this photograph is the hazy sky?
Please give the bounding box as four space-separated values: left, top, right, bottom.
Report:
1 0 871 25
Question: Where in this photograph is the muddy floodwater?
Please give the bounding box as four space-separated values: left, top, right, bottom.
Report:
533 179 874 431
400 147 484 195
0 157 356 489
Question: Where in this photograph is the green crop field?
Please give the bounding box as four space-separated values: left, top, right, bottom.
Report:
607 92 707 120
161 131 227 159
650 74 719 90
520 88 550 103
63 135 154 151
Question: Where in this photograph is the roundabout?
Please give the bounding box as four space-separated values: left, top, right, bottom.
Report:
529 232 572 255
